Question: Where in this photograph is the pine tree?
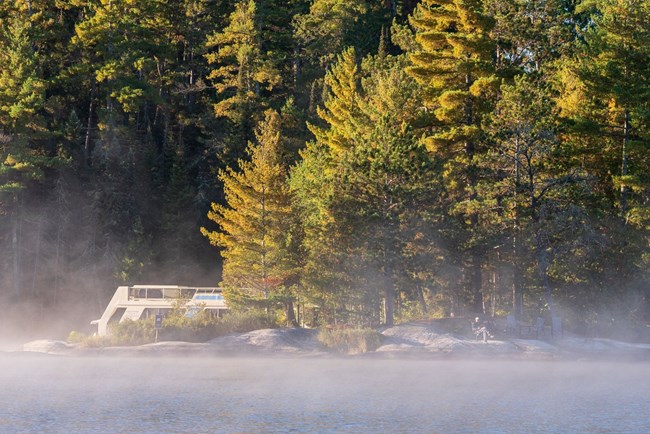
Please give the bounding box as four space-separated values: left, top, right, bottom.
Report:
72 0 174 116
292 51 436 326
157 151 199 279
561 0 650 323
0 13 47 299
488 0 577 74
293 0 369 71
308 48 364 156
574 0 650 217
290 49 365 324
201 110 297 321
205 0 280 145
484 76 590 323
407 0 499 314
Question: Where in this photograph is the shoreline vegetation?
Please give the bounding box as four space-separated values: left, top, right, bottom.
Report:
15 321 650 361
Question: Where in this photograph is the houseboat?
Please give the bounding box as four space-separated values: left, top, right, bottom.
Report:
91 285 228 336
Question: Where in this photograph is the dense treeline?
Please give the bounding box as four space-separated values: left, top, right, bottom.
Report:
0 0 648 338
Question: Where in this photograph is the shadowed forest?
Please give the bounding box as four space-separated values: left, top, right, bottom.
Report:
0 0 648 340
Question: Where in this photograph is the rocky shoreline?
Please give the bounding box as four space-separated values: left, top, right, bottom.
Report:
13 322 650 360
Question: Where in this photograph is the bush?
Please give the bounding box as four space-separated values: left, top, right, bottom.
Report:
67 309 280 347
216 309 277 334
109 318 155 345
160 309 277 342
67 331 109 347
317 326 383 354
68 319 155 346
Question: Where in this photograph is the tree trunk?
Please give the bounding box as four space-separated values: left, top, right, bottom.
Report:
293 46 300 86
417 283 428 315
384 242 395 326
512 220 524 321
285 299 299 327
11 195 20 299
469 253 483 314
512 256 523 321
642 283 650 326
512 136 523 320
84 81 96 167
535 230 554 320
620 110 630 214
384 285 395 326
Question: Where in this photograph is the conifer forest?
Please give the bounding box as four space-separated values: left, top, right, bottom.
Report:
1 0 649 338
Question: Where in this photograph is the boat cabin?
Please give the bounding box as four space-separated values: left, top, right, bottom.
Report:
91 285 228 336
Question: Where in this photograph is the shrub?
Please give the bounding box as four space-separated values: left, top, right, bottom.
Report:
67 331 109 347
109 318 155 345
68 309 280 347
160 309 278 341
317 326 383 354
212 309 277 335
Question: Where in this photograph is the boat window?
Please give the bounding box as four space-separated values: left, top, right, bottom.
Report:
163 288 180 299
108 308 126 324
181 288 196 298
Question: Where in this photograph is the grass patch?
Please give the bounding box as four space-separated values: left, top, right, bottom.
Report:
317 326 383 354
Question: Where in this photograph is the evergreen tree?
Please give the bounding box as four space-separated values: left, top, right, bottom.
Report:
156 151 200 279
293 0 369 71
309 48 363 156
407 0 500 314
558 0 650 322
484 76 591 323
292 50 436 326
574 0 650 217
488 0 577 74
205 0 281 157
290 49 365 324
201 110 298 322
0 13 48 299
72 0 174 116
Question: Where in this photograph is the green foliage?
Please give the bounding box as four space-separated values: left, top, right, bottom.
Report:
216 309 278 333
317 326 383 354
109 318 156 345
66 331 108 348
159 303 278 341
292 50 438 326
201 110 298 310
2 0 650 340
206 0 279 122
0 13 47 196
293 0 369 70
573 0 650 218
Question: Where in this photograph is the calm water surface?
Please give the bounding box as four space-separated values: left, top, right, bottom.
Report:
0 355 648 433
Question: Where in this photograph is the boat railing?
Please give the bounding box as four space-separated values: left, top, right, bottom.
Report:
128 286 223 301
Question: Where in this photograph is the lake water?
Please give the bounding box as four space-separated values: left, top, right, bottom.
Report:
0 354 648 433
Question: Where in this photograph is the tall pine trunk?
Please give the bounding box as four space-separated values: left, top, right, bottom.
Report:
535 230 554 320
84 81 96 167
620 110 630 214
383 236 395 326
417 283 428 315
512 136 523 320
469 252 483 314
11 194 20 299
512 248 524 321
285 299 298 327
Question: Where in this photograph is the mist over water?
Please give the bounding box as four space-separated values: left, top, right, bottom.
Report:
1 355 648 433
